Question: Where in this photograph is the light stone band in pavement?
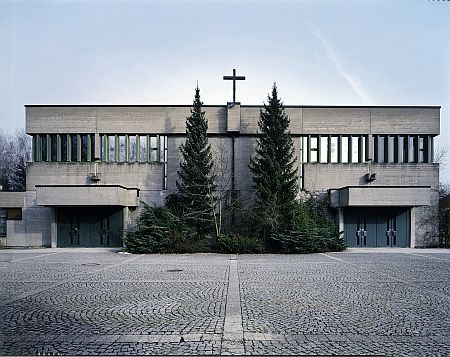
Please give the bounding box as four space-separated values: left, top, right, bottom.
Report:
0 248 449 355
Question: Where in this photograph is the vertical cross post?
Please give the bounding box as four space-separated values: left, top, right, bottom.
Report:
223 68 246 103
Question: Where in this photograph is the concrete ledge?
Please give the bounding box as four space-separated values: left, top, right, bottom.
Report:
36 185 139 207
334 186 430 207
0 192 26 207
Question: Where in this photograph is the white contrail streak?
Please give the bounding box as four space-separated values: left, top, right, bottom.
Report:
309 23 373 104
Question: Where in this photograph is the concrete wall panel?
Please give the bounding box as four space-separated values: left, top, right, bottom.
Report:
371 107 440 135
26 162 164 191
302 108 370 135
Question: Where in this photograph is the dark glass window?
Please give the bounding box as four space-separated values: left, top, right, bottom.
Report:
81 135 89 162
310 137 318 163
41 135 48 162
71 135 78 162
61 135 68 162
7 208 22 220
0 209 6 237
50 135 57 162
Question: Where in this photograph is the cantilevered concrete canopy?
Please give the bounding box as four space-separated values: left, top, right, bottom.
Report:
36 185 139 207
331 186 431 207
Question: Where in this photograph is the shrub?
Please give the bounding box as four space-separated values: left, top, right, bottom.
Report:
217 234 264 254
124 204 197 253
269 196 345 253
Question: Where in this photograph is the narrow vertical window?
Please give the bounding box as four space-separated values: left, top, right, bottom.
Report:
61 135 68 162
101 135 106 162
351 136 359 163
108 135 116 162
90 135 95 161
408 136 415 163
320 136 328 163
330 136 338 163
428 136 434 163
159 136 165 162
70 135 78 162
118 136 126 162
387 136 395 163
163 136 168 189
41 135 48 162
377 136 385 163
418 136 425 163
302 136 308 162
310 136 318 163
0 209 6 237
150 136 158 162
50 135 57 162
81 135 88 162
341 136 349 163
139 136 147 162
129 135 137 162
398 136 404 163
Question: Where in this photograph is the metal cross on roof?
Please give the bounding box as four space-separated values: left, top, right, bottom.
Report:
223 68 246 103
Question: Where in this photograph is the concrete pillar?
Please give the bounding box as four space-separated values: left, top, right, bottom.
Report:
410 207 416 248
338 208 344 239
227 102 241 133
367 134 373 161
51 208 57 248
122 207 129 248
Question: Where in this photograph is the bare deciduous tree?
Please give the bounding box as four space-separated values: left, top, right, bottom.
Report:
0 129 31 192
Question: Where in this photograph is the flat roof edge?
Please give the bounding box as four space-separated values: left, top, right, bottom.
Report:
24 104 442 109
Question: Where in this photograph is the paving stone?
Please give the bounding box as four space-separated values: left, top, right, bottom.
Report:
0 249 449 355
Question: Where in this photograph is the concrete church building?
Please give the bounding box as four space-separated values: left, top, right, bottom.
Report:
0 92 441 248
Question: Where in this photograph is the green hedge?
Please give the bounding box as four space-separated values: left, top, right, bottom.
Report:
217 234 264 254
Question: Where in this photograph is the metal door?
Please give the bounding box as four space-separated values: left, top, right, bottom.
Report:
99 213 110 246
386 212 397 247
356 217 367 247
69 213 80 246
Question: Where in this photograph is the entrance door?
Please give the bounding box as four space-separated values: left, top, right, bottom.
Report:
57 207 123 247
386 212 397 247
356 217 367 247
69 213 80 246
345 207 410 247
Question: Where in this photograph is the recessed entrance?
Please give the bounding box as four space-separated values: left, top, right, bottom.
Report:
344 207 410 247
57 207 123 247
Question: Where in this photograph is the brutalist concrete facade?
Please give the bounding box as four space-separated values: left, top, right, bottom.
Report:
0 104 440 248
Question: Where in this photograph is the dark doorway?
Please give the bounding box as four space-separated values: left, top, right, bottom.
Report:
57 207 123 247
344 207 410 247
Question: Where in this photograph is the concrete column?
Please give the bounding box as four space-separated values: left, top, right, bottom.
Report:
410 207 416 248
51 208 57 248
94 133 101 160
227 102 241 132
338 208 344 238
122 207 129 248
367 134 373 162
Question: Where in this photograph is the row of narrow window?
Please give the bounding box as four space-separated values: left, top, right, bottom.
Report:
32 134 168 163
299 135 434 164
33 134 434 165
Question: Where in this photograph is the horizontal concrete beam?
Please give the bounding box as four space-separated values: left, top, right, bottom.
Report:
26 105 440 136
36 185 139 207
0 192 26 208
335 186 431 207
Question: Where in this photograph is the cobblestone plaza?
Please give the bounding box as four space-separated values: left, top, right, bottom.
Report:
1 249 449 355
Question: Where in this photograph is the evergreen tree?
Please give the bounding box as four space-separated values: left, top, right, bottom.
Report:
249 84 299 234
176 85 214 230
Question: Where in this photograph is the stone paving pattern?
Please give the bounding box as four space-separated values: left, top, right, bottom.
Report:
0 248 449 355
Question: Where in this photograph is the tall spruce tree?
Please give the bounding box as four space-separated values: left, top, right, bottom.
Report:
249 84 299 233
176 85 214 229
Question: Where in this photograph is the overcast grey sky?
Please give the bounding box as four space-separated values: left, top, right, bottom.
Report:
1 0 449 182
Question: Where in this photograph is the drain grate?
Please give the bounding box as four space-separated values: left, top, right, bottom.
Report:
166 269 184 272
82 263 101 266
